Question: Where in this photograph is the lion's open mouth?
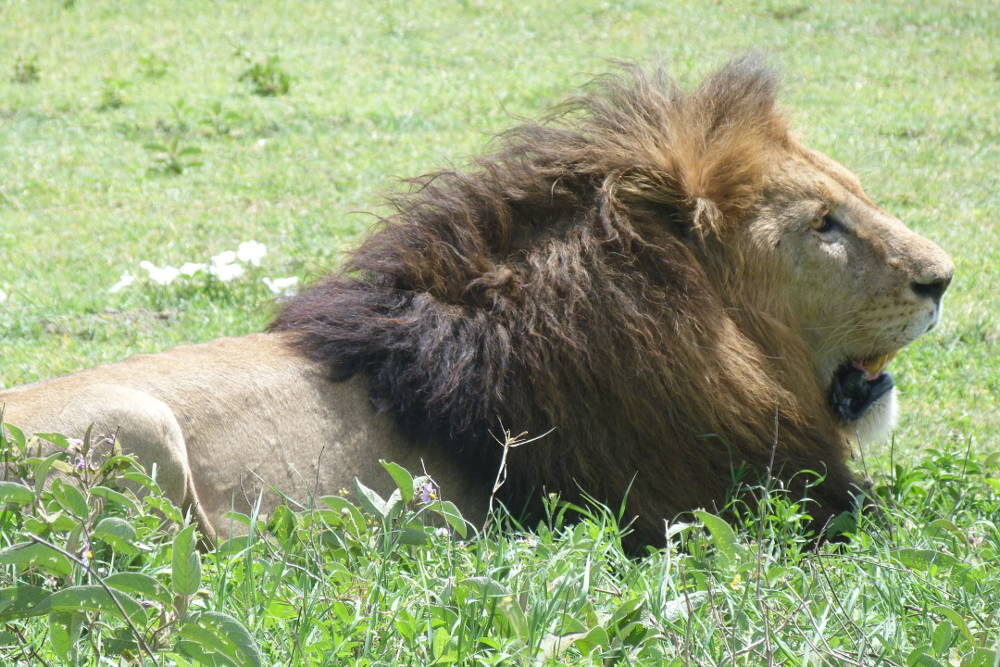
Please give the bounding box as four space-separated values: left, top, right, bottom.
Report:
829 352 897 422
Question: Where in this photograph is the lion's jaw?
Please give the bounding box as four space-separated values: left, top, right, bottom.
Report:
750 146 954 444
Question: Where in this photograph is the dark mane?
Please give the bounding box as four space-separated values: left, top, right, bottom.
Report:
272 55 854 543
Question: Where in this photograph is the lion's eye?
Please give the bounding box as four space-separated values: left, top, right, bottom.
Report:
813 212 839 233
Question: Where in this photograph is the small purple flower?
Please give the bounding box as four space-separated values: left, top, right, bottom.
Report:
419 482 437 505
74 455 86 471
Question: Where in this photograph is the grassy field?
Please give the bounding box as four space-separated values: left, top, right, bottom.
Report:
1 0 998 664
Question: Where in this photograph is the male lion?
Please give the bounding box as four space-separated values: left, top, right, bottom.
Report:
1 56 953 545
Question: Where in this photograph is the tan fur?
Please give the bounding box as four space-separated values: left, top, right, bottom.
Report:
0 334 488 543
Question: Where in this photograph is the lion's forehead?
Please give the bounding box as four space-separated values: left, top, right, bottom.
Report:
791 145 873 203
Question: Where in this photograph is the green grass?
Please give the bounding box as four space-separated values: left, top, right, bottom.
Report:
1 0 998 664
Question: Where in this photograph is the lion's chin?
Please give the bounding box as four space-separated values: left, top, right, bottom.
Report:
843 387 898 445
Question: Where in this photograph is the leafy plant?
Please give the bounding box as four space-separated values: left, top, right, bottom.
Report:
137 51 168 79
236 49 291 96
98 76 130 110
11 55 39 84
144 136 203 175
201 100 245 137
0 421 262 665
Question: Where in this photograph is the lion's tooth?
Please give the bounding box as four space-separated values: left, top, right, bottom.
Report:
861 351 896 375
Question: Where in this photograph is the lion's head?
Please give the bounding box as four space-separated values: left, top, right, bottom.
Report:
749 146 953 444
273 56 953 543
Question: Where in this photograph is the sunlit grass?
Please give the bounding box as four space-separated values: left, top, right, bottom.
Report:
0 0 997 663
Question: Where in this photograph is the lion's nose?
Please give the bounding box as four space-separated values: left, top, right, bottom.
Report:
911 270 953 303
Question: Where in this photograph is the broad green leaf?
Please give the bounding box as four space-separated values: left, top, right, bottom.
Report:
961 649 1000 667
176 638 230 666
0 423 26 451
40 511 78 533
105 572 172 605
49 611 83 663
354 478 388 520
222 511 252 527
394 609 417 642
931 606 975 647
907 647 946 667
379 460 414 503
607 596 645 631
319 496 367 534
97 454 139 478
458 576 511 599
93 517 138 553
432 625 450 660
179 611 262 667
931 619 954 655
896 548 960 571
664 520 695 541
266 504 296 542
428 500 468 539
216 536 252 556
34 452 69 497
574 626 610 654
384 488 403 519
41 585 145 624
0 481 33 506
618 619 650 648
398 525 429 546
145 495 182 524
539 629 589 662
660 590 708 623
103 628 138 656
123 470 162 495
0 542 73 577
498 594 528 641
91 485 141 514
51 478 89 518
172 524 202 597
824 511 858 538
694 510 739 566
923 518 963 540
553 613 588 636
0 585 53 621
896 549 980 592
35 432 71 449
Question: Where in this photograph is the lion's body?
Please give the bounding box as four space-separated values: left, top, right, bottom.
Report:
0 334 488 543
1 57 953 544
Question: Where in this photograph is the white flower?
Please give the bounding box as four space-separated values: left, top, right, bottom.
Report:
211 250 237 266
0 288 6 303
237 240 267 267
435 527 450 539
179 262 207 276
210 262 245 282
263 276 299 296
139 261 180 286
209 250 245 282
108 272 135 294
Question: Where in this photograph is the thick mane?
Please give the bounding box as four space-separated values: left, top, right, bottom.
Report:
272 55 850 543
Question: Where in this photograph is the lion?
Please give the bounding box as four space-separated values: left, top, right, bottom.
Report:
1 56 953 545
